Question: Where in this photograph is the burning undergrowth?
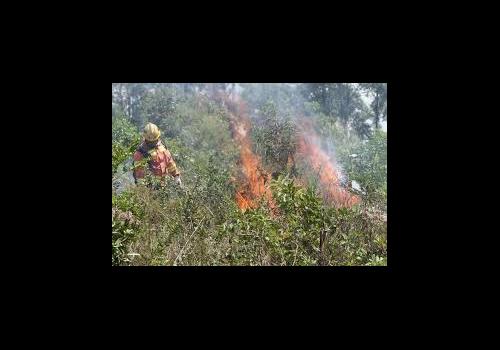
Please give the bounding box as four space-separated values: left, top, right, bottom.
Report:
295 118 360 208
217 89 359 212
223 94 275 212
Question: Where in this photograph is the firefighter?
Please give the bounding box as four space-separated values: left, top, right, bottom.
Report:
133 123 182 188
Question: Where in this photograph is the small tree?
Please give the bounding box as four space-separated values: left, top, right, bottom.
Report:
253 100 297 176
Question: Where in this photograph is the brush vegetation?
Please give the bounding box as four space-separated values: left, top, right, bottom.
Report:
112 83 387 266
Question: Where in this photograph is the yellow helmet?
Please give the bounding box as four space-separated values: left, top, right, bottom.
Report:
143 122 161 142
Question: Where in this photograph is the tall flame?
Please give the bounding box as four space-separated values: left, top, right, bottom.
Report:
296 119 360 208
223 94 275 211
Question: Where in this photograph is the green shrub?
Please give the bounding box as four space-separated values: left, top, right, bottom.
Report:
338 129 387 206
112 191 144 265
252 100 297 176
112 114 141 175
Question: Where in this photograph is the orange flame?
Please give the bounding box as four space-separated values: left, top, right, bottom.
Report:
218 88 357 211
223 94 275 212
297 120 360 208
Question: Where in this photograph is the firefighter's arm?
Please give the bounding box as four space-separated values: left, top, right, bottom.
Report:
133 151 146 184
166 153 181 185
166 156 180 178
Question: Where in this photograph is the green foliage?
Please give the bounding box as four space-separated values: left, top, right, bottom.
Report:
112 143 130 175
252 100 297 175
112 114 141 175
218 175 386 266
338 130 387 206
112 191 144 266
112 113 141 145
301 83 372 140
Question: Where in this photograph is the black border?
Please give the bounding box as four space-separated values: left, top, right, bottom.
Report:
69 54 417 295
